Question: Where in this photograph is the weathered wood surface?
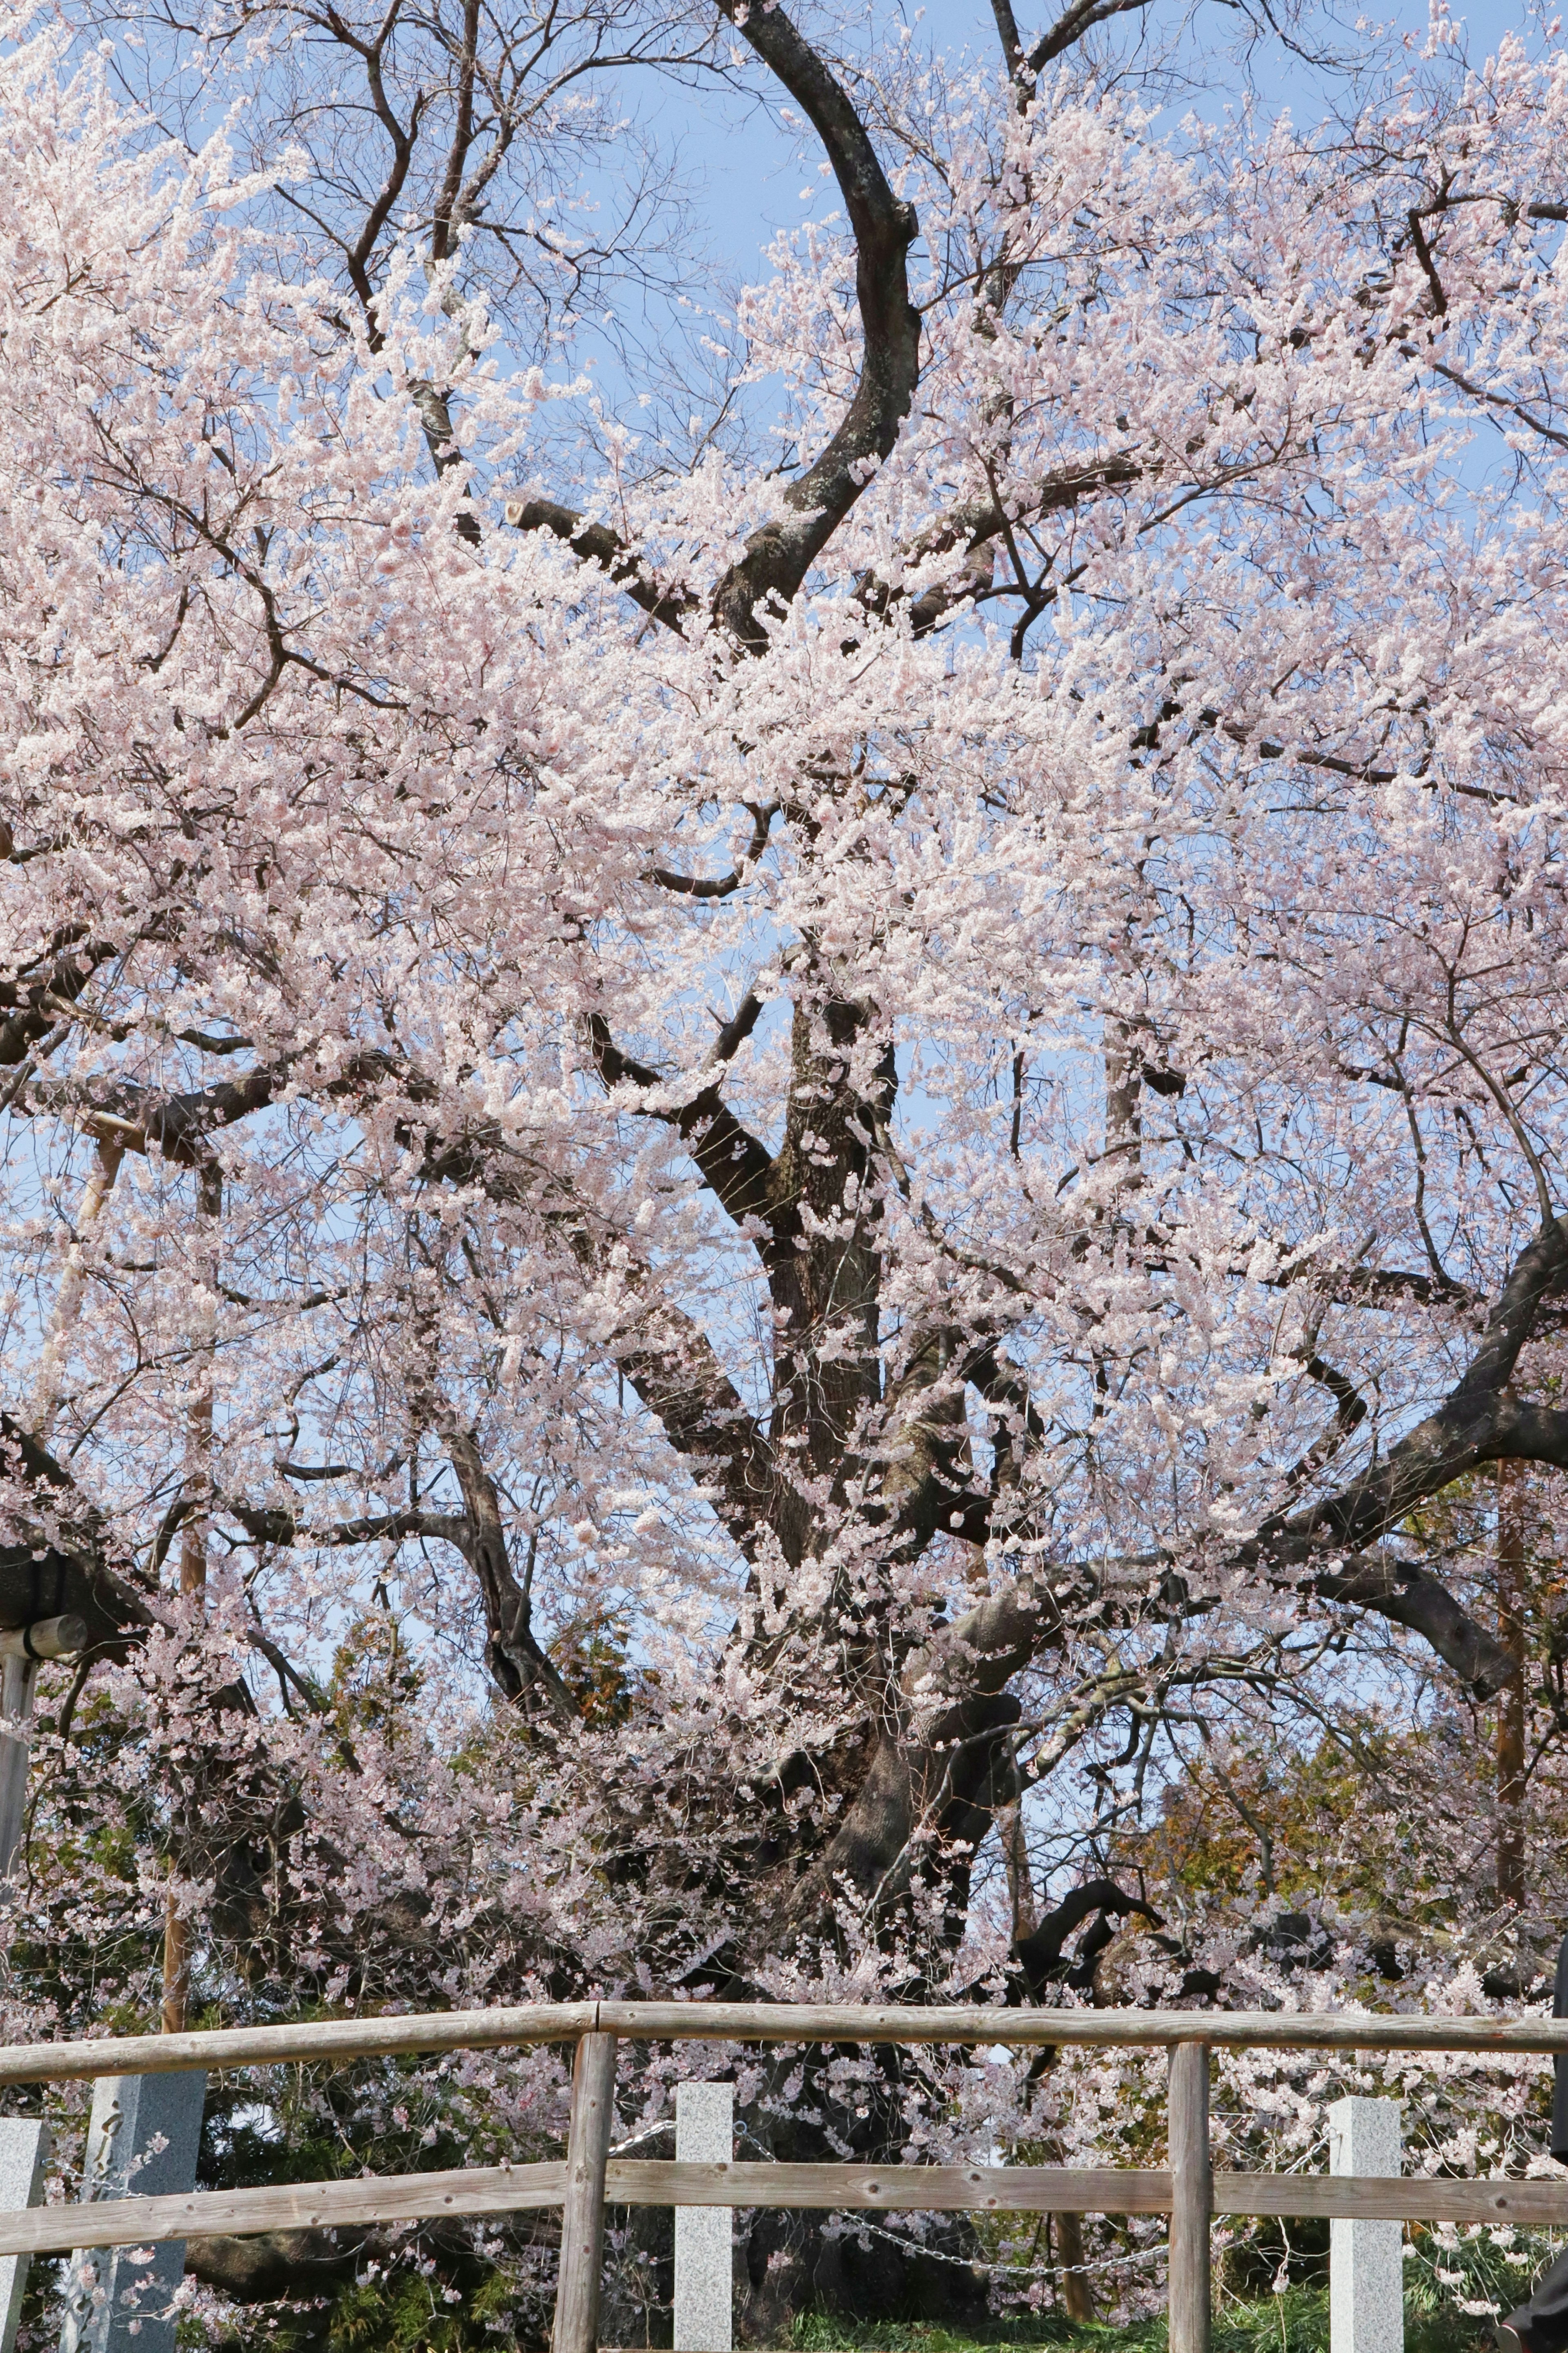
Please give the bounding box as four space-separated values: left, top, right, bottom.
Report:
0 2159 1562 2259
606 2162 1175 2213
595 2002 1568 2054
0 2163 569 2257
1215 2174 1568 2223
4 2003 1568 2085
0 2004 597 2087
553 2032 618 2353
612 2164 1568 2224
1167 2041 1212 2353
0 1615 86 1662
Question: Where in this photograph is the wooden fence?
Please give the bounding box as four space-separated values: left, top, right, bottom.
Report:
5 2001 1568 2353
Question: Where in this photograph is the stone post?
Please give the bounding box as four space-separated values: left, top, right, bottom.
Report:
59 2071 206 2353
674 2083 732 2353
0 2119 47 2353
1328 2096 1403 2353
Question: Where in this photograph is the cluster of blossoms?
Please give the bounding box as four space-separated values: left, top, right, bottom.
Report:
7 0 1568 2333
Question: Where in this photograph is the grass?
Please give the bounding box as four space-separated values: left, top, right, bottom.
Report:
781 2285 1503 2351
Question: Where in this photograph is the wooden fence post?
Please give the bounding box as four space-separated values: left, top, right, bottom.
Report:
1168 2041 1212 2353
553 2034 618 2353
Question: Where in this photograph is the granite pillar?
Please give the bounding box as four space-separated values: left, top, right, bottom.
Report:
0 2119 47 2353
1329 2095 1403 2353
674 2083 732 2353
59 2072 205 2353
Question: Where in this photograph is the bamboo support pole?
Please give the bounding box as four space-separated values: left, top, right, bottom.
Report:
0 1659 36 1885
553 2032 618 2353
1168 2042 1211 2353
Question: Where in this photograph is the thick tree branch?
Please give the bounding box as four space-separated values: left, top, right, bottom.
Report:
325 1058 783 1558
645 805 777 899
1027 0 1154 69
852 455 1140 640
862 1229 1568 1721
0 934 121 1066
444 1427 577 1720
502 497 696 631
709 0 920 649
30 1066 282 1169
587 1013 778 1231
1314 1552 1515 1688
225 1498 471 1552
1238 1218 1568 1690
615 1316 785 1561
1013 1877 1157 1999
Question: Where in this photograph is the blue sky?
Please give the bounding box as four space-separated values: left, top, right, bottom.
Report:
655 0 1552 289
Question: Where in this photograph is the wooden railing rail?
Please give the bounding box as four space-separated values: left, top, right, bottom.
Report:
4 2003 1568 2353
5 2001 1568 2086
2 2155 1567 2263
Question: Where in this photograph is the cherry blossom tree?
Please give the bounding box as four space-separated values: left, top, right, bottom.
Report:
10 0 1568 2333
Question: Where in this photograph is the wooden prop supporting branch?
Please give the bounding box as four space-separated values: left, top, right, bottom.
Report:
0 1619 89 1879
1168 2041 1212 2353
163 1161 220 2034
553 2033 618 2353
176 1166 221 1605
0 1655 31 1885
1497 1454 1528 1908
29 1145 122 1444
997 1807 1094 2317
0 1143 124 1885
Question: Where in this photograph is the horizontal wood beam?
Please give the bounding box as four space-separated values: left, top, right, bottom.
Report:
607 2162 1173 2212
624 2163 1568 2225
1 2001 1568 2094
0 2004 598 2088
3 2159 1567 2258
0 2163 569 2257
1214 2173 1568 2224
595 2002 1568 2053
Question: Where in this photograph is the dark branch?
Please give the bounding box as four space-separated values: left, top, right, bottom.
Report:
29 1066 281 1169
503 497 695 632
709 0 920 650
444 1428 578 1721
587 1013 777 1230
1027 0 1155 69
1240 1218 1568 1691
646 805 776 899
0 935 121 1066
1013 1878 1157 1999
